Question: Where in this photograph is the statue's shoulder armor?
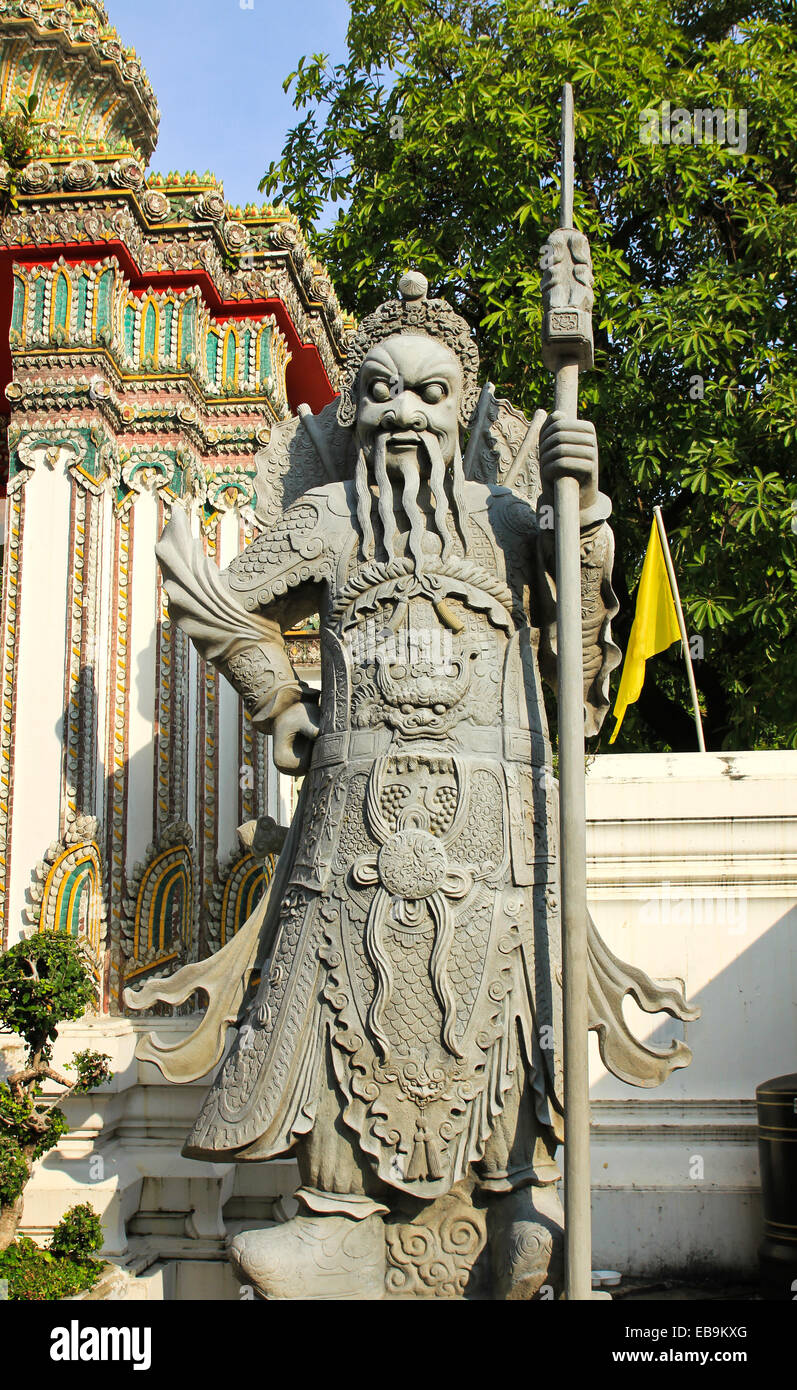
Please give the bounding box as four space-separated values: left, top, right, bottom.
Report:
484 484 537 539
466 482 537 562
227 485 347 598
464 485 537 623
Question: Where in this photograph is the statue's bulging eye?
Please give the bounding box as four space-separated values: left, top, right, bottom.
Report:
421 382 445 404
370 379 392 403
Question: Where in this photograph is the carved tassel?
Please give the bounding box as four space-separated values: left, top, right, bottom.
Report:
407 1120 443 1181
407 1127 427 1181
424 1128 443 1181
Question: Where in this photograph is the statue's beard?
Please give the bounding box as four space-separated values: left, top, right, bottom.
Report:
354 430 468 574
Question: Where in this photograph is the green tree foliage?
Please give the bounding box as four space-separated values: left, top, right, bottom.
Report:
262 0 797 750
0 933 111 1250
0 1133 28 1208
0 933 96 1061
0 92 40 218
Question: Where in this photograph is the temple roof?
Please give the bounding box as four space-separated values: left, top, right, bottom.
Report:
0 0 354 424
0 0 159 163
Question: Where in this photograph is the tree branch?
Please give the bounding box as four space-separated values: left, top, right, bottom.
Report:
7 1065 73 1092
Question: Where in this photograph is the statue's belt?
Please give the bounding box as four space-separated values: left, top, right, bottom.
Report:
311 725 551 768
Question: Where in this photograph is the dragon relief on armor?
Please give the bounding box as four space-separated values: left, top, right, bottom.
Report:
347 597 505 736
370 641 482 737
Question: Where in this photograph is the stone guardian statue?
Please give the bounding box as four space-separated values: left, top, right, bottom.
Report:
127 261 698 1300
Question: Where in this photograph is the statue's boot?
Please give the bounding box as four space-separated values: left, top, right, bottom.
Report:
487 1184 564 1300
229 1210 386 1300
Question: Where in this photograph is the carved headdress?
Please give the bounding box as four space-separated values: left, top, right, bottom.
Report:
336 271 481 428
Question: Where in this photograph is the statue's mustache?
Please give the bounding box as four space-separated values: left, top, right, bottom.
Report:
372 425 443 455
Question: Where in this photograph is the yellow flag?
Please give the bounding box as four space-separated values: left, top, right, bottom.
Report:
609 520 681 743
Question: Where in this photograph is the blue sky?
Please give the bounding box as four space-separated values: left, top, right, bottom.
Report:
110 0 351 213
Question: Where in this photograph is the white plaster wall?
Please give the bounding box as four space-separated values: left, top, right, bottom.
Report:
186 641 198 848
586 750 797 1276
93 489 114 820
184 504 201 850
278 768 299 825
125 486 158 869
588 751 797 1102
216 510 242 859
7 455 72 943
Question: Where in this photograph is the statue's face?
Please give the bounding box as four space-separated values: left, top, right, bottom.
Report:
355 335 462 471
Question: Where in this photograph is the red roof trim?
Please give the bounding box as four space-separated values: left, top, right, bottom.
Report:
0 239 339 416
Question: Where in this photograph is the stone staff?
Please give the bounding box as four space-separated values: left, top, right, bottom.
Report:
541 82 595 1301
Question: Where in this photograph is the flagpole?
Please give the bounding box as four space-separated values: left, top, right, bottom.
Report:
653 506 706 752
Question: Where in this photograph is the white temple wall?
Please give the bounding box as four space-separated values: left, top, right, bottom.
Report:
216 509 243 864
586 750 797 1278
186 642 199 849
6 451 72 945
125 485 158 871
93 488 115 823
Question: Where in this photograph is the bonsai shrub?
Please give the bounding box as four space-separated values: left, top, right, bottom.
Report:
0 931 111 1253
0 1234 102 1301
0 1199 105 1300
48 1202 103 1261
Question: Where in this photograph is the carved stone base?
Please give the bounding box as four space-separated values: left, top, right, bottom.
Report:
384 1182 488 1300
485 1183 564 1300
228 1212 386 1300
228 1183 564 1300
